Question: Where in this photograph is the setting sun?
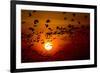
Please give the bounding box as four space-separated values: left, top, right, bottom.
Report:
44 42 53 51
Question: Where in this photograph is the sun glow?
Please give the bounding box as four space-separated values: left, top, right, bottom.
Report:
44 42 53 51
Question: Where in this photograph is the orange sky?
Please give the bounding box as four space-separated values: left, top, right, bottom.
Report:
21 10 90 62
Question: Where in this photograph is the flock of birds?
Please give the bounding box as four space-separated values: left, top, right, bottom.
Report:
21 10 90 48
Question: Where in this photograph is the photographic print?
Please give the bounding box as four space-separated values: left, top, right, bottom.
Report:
11 0 97 72
21 10 90 63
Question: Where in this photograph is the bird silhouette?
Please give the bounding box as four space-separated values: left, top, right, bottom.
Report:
46 19 50 23
29 12 32 17
34 19 39 24
29 27 34 32
72 13 76 17
45 24 48 28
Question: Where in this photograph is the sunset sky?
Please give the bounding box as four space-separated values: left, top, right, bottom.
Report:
21 10 90 63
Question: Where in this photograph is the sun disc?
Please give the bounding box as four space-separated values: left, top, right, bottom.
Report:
44 42 52 51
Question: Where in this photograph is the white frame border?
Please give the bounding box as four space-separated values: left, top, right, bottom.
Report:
16 4 95 69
